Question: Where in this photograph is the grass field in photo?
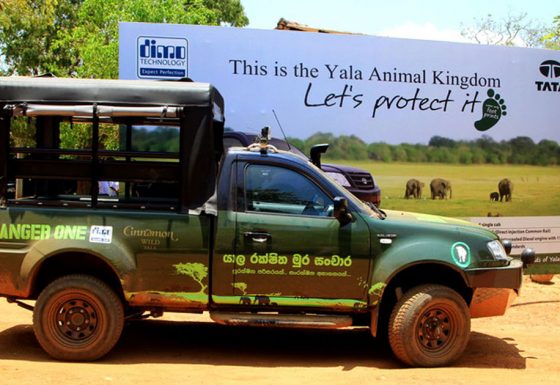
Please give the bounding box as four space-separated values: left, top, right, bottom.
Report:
331 161 560 218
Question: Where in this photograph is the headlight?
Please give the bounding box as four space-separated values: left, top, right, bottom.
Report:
487 240 508 260
325 172 351 187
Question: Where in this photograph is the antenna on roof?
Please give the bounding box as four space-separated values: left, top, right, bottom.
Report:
272 109 292 151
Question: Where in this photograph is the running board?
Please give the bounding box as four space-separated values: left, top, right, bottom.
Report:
209 312 352 329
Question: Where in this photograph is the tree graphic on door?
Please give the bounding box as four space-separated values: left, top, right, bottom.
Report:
174 262 208 294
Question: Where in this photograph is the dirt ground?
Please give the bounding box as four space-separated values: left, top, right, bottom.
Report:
1 275 559 385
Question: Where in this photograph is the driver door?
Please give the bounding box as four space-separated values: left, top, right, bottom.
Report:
230 161 371 308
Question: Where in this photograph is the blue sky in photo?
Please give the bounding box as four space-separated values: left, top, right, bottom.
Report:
240 0 558 43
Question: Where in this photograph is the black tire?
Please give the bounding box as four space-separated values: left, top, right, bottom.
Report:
33 274 124 361
388 284 470 367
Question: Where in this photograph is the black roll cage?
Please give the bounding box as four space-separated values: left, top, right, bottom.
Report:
0 77 225 213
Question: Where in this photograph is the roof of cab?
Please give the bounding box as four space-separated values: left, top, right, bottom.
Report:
0 76 224 119
227 146 311 166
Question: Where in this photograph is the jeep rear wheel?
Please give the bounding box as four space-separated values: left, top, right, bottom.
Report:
388 284 470 367
33 275 124 361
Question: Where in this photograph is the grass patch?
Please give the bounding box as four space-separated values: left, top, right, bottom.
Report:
326 160 560 217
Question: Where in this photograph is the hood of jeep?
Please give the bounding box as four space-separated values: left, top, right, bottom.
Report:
382 209 497 239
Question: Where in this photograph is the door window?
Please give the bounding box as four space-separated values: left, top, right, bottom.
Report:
244 164 333 217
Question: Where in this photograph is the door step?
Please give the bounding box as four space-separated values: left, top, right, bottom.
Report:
209 312 352 329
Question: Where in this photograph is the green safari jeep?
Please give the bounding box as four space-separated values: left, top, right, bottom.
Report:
0 76 534 366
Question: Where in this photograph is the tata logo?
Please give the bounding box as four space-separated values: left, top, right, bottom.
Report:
137 36 188 79
535 60 560 92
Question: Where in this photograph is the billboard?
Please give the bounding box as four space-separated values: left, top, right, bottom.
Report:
120 22 559 144
119 22 560 274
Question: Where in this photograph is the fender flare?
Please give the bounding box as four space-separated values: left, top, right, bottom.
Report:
18 238 135 296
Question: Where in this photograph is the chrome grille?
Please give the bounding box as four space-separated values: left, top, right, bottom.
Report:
348 173 374 189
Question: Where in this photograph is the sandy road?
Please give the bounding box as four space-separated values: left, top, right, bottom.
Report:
1 276 559 385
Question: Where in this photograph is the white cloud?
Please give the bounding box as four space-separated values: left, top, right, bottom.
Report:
376 22 471 43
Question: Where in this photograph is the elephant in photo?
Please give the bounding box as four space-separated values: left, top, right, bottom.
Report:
254 295 271 306
498 178 513 202
490 191 499 201
404 178 424 199
430 178 452 199
239 296 252 305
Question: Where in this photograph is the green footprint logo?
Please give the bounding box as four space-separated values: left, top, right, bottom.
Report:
474 89 507 131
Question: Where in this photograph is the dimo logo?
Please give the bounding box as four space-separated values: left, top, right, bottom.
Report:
137 36 188 79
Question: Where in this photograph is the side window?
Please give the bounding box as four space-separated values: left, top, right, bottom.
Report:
244 164 333 217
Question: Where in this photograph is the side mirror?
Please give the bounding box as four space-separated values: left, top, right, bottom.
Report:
310 144 329 168
333 197 353 226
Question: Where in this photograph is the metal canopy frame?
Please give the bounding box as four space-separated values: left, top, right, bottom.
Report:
0 77 225 212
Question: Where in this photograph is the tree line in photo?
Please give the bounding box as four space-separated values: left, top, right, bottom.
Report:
289 132 560 166
129 127 559 166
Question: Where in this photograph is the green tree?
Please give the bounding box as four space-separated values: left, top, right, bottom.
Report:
0 0 82 76
401 143 427 163
0 0 249 78
536 139 559 165
285 137 306 153
508 136 536 164
457 145 473 164
543 15 560 50
202 0 248 27
301 132 335 156
391 145 408 162
429 136 456 148
368 142 392 162
0 0 248 148
71 0 248 78
332 135 368 160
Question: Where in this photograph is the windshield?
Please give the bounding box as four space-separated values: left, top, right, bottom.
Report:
307 160 384 219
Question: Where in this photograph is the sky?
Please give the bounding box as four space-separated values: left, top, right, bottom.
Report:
240 0 558 43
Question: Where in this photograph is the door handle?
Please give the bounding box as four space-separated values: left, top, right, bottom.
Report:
244 231 271 243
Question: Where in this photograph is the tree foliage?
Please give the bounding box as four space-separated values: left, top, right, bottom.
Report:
543 15 560 50
0 0 82 75
369 135 559 166
126 126 180 152
135 127 560 166
295 132 369 160
0 0 249 77
0 0 248 149
202 0 248 27
306 133 559 166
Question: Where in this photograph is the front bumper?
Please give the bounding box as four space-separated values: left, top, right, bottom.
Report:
465 258 523 318
469 287 518 318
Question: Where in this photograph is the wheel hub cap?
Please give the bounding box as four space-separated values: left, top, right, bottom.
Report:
418 309 451 350
56 300 98 341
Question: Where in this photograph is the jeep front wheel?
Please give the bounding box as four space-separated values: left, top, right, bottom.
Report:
33 274 124 361
388 284 470 367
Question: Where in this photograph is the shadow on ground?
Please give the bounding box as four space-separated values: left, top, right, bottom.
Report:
0 320 526 369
